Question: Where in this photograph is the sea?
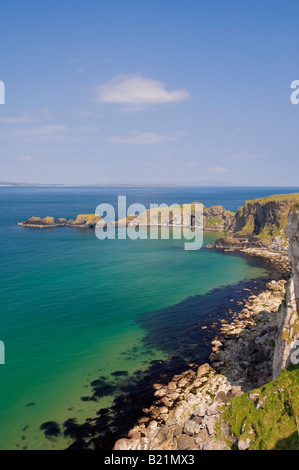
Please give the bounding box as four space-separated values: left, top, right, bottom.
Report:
0 186 298 450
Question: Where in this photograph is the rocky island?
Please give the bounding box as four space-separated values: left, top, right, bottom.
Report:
18 214 101 228
18 193 297 275
18 193 299 246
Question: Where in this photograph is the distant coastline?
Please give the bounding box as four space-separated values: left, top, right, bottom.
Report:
0 182 186 188
2 182 299 188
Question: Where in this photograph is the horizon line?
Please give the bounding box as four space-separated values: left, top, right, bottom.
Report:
1 182 299 189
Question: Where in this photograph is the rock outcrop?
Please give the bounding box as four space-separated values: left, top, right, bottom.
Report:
273 210 299 378
210 280 287 390
18 214 101 228
113 194 299 251
114 203 235 232
215 194 299 255
117 203 204 229
113 364 240 451
203 206 236 232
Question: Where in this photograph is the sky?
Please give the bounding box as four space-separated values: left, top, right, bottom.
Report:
0 0 299 186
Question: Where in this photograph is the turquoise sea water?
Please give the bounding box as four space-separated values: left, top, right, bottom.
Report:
0 186 298 450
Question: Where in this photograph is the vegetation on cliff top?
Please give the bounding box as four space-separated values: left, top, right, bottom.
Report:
245 193 299 205
235 193 299 239
217 365 299 450
206 218 224 226
292 200 299 212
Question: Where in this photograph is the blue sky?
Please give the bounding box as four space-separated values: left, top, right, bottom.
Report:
1 0 299 185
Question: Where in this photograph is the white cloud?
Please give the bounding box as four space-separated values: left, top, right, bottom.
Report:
18 155 35 161
222 152 264 163
7 124 68 142
96 75 190 106
108 131 186 145
0 108 53 124
205 166 228 173
69 108 101 118
0 114 37 124
39 108 53 119
119 105 148 113
76 126 99 134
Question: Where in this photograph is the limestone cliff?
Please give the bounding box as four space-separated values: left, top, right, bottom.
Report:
203 206 236 232
273 210 299 378
215 193 299 254
235 194 299 237
115 203 235 232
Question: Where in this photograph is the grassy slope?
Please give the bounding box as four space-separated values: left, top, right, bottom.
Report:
245 193 299 205
217 365 299 450
206 218 224 225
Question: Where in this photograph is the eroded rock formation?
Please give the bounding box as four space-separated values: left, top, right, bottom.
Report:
18 214 101 228
273 210 299 378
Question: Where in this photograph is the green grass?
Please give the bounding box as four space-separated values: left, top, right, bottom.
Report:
217 365 299 450
238 214 255 235
206 218 223 225
246 193 299 205
292 200 299 212
255 217 288 240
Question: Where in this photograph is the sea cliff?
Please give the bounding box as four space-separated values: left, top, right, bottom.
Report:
273 211 299 378
215 193 299 255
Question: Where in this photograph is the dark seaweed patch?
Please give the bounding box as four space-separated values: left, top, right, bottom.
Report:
111 371 128 378
40 421 60 437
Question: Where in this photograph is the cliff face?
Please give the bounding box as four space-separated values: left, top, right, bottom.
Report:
116 204 235 231
217 205 299 378
203 206 236 232
216 194 299 254
235 196 299 238
273 211 299 378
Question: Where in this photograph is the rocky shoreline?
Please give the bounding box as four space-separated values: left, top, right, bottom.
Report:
113 269 288 451
214 244 291 276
